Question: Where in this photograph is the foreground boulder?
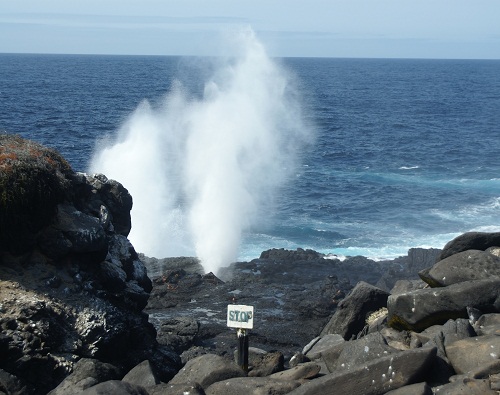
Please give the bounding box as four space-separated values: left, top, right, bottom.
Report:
437 231 500 261
287 347 437 395
445 334 500 375
387 278 500 331
47 358 121 395
168 354 245 389
419 249 500 287
206 376 300 395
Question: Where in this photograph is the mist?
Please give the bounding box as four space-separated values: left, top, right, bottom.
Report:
89 28 312 274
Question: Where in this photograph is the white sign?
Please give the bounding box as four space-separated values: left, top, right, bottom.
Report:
227 304 254 329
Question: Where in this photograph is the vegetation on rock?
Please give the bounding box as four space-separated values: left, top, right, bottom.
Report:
0 133 74 255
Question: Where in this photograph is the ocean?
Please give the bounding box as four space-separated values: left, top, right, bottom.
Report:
1 50 500 270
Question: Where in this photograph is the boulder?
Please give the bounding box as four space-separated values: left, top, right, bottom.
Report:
168 354 245 389
289 353 310 368
205 377 300 395
433 378 497 394
492 374 500 391
417 319 475 385
0 369 34 395
468 359 500 379
390 279 427 295
445 334 500 375
419 249 500 287
474 313 500 336
47 358 121 395
302 334 344 360
122 360 160 388
439 318 476 346
287 347 437 395
147 382 206 395
384 382 432 395
269 362 321 381
247 350 284 377
78 380 148 395
378 327 411 350
437 232 500 261
387 279 500 332
321 281 389 340
321 332 396 373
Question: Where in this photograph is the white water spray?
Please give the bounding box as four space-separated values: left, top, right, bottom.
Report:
89 28 311 274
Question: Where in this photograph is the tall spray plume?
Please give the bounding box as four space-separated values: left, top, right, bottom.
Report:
89 28 311 274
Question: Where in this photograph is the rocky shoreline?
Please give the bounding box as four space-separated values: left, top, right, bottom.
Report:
142 247 441 363
1 135 500 394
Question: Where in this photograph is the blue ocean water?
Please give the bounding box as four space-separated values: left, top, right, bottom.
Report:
1 53 500 261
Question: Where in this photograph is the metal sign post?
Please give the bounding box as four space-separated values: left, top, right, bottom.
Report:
227 304 254 372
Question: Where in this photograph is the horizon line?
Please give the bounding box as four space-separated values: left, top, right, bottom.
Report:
1 51 500 61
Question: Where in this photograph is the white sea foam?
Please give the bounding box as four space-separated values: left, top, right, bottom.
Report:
89 27 312 274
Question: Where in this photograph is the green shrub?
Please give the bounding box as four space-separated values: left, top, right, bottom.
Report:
0 134 74 255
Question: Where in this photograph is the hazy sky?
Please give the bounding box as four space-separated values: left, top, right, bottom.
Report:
2 0 500 59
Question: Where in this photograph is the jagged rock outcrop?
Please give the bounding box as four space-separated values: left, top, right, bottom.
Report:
0 135 180 394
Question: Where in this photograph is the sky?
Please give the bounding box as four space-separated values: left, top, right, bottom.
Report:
1 0 500 59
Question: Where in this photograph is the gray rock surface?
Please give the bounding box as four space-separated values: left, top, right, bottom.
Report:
205 377 300 395
384 382 432 395
168 354 245 389
474 313 500 335
302 334 344 360
269 362 321 381
323 332 396 373
247 350 284 377
445 334 500 375
321 281 389 340
0 166 180 394
433 377 497 394
146 382 206 395
387 278 500 331
419 249 500 287
78 380 148 395
437 231 500 261
47 358 121 395
287 347 437 395
122 360 160 388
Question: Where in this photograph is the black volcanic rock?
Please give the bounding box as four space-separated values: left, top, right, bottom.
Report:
5 138 500 394
437 232 500 261
0 135 180 394
320 281 390 340
388 278 500 332
419 249 500 287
